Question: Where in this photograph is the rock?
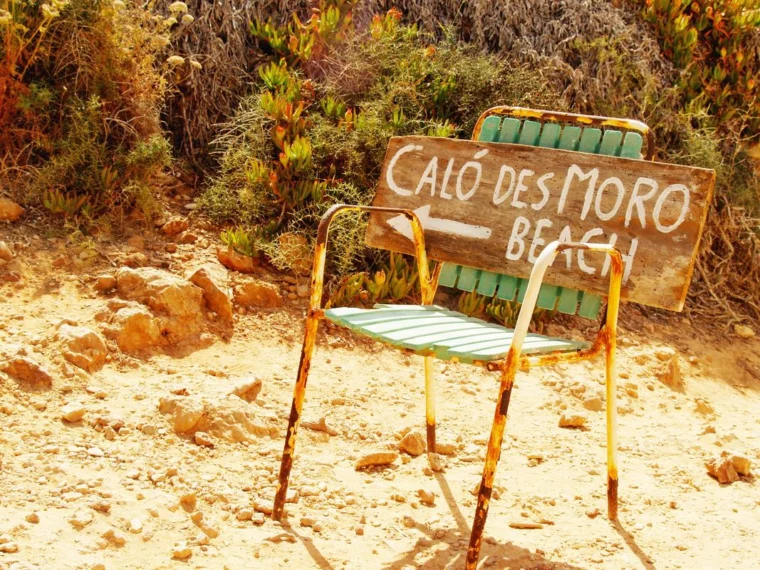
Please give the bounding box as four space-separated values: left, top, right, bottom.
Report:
1 357 53 388
179 493 197 511
435 442 456 456
417 489 436 506
0 541 19 553
0 197 24 221
236 508 253 521
0 241 13 262
217 247 258 274
94 275 117 293
582 396 604 412
586 507 600 518
61 401 86 422
165 243 178 254
177 231 198 244
399 431 426 457
194 431 214 447
25 512 39 524
694 398 715 417
428 452 445 472
162 217 189 236
69 509 94 529
102 529 127 546
116 267 205 343
300 517 317 528
734 324 755 339
129 518 143 534
120 252 149 267
57 325 107 372
187 264 233 323
172 542 192 560
558 413 587 428
355 451 399 470
105 306 162 353
655 353 684 392
234 279 283 309
126 235 145 250
509 522 543 529
706 451 751 484
229 378 262 403
253 499 273 515
159 394 277 442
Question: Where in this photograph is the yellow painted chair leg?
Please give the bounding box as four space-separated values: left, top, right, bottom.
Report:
273 315 319 521
465 356 518 570
605 327 619 520
424 355 436 457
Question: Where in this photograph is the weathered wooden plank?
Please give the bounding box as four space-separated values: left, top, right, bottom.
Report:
365 136 715 311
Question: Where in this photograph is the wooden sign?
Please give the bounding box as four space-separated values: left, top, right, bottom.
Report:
365 136 715 311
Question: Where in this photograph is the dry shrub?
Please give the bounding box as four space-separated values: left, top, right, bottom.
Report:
156 0 311 166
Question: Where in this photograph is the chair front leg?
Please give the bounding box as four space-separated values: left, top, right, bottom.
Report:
424 355 436 457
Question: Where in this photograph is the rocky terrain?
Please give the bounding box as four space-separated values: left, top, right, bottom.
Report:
0 201 759 570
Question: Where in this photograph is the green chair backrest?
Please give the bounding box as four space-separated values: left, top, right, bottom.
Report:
438 114 645 319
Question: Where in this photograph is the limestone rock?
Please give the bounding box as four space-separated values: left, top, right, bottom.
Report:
1 357 53 388
94 275 117 293
105 306 162 353
706 451 752 484
582 396 604 412
558 413 587 428
69 509 94 529
734 324 755 339
234 279 283 309
116 267 204 343
417 489 436 506
162 217 189 236
172 542 192 560
160 396 205 433
57 325 107 372
399 430 426 457
694 398 715 417
230 378 262 403
655 352 684 392
194 431 214 447
187 264 233 323
0 197 24 221
355 451 398 470
0 241 13 262
61 401 86 423
217 247 258 274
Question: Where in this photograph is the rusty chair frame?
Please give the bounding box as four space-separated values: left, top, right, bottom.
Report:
271 205 624 570
273 105 643 569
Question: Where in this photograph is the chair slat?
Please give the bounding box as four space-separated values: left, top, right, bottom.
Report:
556 288 581 315
456 267 481 292
515 278 528 304
536 284 560 310
476 271 500 296
578 291 603 319
620 132 644 159
496 274 518 301
538 123 562 148
558 125 582 151
479 115 502 142
518 120 541 146
578 128 602 154
599 130 623 156
438 263 461 288
499 118 521 143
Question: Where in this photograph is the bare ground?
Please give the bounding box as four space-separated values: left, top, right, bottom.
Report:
0 221 759 570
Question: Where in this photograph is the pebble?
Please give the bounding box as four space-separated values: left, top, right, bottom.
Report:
236 508 253 521
194 431 214 447
102 529 127 546
435 442 456 456
509 522 543 529
399 431 426 456
734 324 755 339
300 517 317 527
417 489 436 506
0 542 19 553
69 509 94 529
558 413 587 428
87 447 104 457
355 451 398 470
172 542 192 560
129 518 143 533
25 512 40 524
61 402 86 422
586 508 600 518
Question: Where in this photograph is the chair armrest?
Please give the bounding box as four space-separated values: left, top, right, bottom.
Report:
305 204 435 316
509 241 624 358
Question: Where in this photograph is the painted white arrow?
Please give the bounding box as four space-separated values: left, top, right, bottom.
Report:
387 205 492 241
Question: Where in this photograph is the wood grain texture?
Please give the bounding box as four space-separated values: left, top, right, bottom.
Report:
365 136 716 311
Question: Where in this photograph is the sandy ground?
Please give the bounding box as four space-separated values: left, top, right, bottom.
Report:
0 224 759 570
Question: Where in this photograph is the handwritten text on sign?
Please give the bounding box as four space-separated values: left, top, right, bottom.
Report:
365 137 715 311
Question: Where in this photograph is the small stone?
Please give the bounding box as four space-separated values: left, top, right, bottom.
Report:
234 279 283 309
87 447 104 457
730 453 752 476
127 235 145 250
417 489 436 506
177 231 198 244
694 398 715 417
69 509 94 529
428 452 445 472
435 442 456 456
180 492 197 511
236 508 253 521
509 522 543 529
162 217 189 236
194 431 214 447
355 451 398 470
0 241 13 261
399 431 426 456
402 515 416 528
706 451 744 484
129 518 143 534
586 508 600 518
559 413 587 428
94 275 117 293
172 542 192 560
355 526 364 536
582 397 604 412
61 402 86 422
102 529 126 546
0 197 24 221
0 542 19 553
655 352 684 392
25 512 40 524
253 499 273 515
217 247 259 274
300 517 317 528
165 243 178 254
734 324 755 339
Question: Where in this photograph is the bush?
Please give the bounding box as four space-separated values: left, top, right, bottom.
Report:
202 3 561 278
0 0 190 221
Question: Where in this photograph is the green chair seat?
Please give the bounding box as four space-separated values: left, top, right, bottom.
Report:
325 305 589 364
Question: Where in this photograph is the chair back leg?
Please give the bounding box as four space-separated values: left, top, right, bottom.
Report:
273 315 320 521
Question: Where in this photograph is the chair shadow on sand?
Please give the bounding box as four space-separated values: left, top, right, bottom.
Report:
279 470 656 570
